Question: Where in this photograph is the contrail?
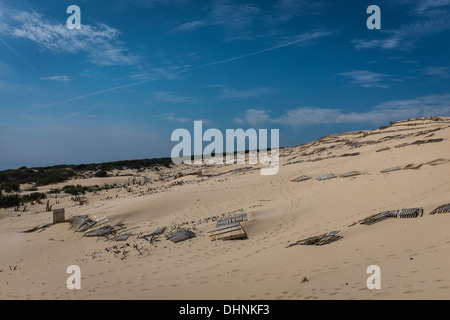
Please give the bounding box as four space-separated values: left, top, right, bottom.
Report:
36 31 334 109
0 36 39 75
187 31 335 71
36 80 152 109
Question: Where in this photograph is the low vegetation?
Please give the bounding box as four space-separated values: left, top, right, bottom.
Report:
0 192 46 209
0 157 173 193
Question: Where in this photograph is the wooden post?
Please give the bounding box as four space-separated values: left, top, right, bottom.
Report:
53 208 65 224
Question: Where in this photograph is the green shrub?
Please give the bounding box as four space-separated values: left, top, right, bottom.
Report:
94 170 108 178
62 185 87 196
0 181 20 192
21 192 46 203
0 194 21 208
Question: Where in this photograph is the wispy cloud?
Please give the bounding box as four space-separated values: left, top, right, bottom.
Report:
39 75 69 82
267 0 325 24
353 1 450 50
153 91 200 103
172 0 262 40
162 112 211 125
238 94 450 126
417 65 450 78
172 0 325 40
161 112 192 123
339 70 390 88
219 86 278 99
0 6 138 66
414 0 450 16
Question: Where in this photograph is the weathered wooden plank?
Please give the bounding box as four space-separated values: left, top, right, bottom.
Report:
84 225 114 237
360 210 398 225
115 233 132 241
66 215 90 231
425 158 449 166
403 163 423 170
316 173 337 181
380 166 402 173
340 171 361 178
166 229 195 243
287 230 342 247
291 175 312 182
139 227 166 239
53 208 65 224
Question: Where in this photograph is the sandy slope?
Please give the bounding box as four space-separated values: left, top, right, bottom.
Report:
1 117 450 300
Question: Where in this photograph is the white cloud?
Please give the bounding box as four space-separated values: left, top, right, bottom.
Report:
418 65 450 78
414 0 450 16
162 112 191 123
339 70 390 88
234 117 244 124
239 94 450 127
162 112 211 125
39 75 69 82
0 7 138 66
245 109 271 127
353 2 450 50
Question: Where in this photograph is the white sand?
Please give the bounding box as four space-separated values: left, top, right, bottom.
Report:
1 117 450 300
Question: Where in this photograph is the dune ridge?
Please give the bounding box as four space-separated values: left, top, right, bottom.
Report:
1 117 450 300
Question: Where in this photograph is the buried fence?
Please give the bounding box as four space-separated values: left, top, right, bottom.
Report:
359 210 399 225
286 230 342 248
208 222 247 241
216 213 248 227
429 203 450 215
165 229 196 243
358 208 423 225
66 214 128 240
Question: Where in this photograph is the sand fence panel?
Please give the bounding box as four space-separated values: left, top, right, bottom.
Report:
291 175 312 182
165 229 196 243
208 222 247 241
359 210 399 225
216 213 247 227
316 173 337 181
52 208 65 224
380 166 402 173
286 230 342 247
429 203 450 215
340 171 361 178
398 208 423 218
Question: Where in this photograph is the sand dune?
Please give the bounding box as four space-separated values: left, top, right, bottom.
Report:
1 117 450 300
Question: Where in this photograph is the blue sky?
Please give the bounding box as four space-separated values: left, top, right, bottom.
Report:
1 0 450 170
